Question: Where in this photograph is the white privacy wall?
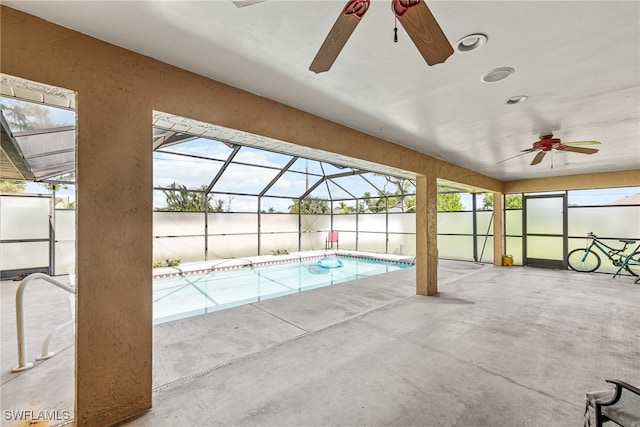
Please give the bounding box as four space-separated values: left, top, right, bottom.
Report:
2 187 638 275
0 195 50 272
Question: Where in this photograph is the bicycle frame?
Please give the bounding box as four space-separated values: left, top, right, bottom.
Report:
583 236 629 266
613 242 640 278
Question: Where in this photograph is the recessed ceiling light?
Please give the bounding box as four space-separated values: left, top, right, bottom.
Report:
482 67 514 83
506 95 528 104
456 34 487 52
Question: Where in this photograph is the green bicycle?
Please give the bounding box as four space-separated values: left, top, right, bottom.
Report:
567 232 640 277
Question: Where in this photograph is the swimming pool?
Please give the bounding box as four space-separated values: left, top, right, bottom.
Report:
153 255 411 324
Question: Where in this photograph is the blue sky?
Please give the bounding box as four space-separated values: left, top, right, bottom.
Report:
154 139 413 211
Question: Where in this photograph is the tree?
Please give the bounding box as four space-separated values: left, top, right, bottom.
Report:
482 193 522 210
43 174 75 192
0 180 26 193
505 194 523 209
289 197 329 214
160 182 225 212
55 196 76 209
381 176 414 212
363 191 388 213
362 176 416 213
404 195 416 213
334 201 355 214
437 193 464 212
1 101 57 131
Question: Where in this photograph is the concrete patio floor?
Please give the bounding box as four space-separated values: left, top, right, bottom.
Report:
2 260 638 426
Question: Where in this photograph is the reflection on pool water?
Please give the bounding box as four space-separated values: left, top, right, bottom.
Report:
153 255 411 324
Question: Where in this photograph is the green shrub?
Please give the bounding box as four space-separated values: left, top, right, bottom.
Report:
152 258 182 268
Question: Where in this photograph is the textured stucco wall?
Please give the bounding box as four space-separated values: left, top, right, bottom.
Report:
503 169 639 193
416 175 438 295
75 97 153 426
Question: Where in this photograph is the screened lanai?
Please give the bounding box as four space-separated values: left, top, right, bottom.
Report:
2 91 639 281
151 112 418 263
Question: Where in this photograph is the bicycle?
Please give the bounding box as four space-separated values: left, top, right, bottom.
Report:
567 232 640 277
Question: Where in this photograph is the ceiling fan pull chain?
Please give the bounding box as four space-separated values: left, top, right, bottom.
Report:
394 17 398 42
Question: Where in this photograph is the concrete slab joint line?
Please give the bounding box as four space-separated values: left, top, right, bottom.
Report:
249 303 310 334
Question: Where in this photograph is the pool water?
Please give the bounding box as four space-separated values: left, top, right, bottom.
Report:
153 256 410 324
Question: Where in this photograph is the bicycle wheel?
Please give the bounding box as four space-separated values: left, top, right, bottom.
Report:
567 248 601 272
624 251 640 276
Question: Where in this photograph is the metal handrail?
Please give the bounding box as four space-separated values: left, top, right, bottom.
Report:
35 318 74 361
12 273 75 372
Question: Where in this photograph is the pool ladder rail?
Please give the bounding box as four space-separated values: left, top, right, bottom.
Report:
12 273 75 372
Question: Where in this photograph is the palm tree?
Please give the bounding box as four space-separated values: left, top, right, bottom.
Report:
335 201 354 214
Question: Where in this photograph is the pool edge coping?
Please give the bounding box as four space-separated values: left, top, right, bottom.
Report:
152 250 415 279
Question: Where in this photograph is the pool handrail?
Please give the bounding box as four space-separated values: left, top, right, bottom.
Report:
12 272 75 372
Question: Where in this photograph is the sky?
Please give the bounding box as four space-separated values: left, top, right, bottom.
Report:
154 139 415 211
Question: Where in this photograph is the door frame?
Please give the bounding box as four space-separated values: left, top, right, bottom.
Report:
522 193 568 269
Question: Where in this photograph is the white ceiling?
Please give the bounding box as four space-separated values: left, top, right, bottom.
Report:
6 0 640 182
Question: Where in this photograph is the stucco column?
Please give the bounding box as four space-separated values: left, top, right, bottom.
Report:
492 192 504 266
76 95 152 425
416 174 438 295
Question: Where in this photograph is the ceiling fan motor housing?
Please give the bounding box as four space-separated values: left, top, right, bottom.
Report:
344 0 369 17
533 134 563 151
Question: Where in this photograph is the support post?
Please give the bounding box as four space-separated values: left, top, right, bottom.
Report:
416 175 438 295
493 192 504 266
76 97 152 426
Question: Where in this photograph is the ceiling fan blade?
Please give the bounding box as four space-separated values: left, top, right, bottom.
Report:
531 151 546 165
393 0 454 66
561 146 599 155
563 140 601 146
309 0 370 74
497 149 538 164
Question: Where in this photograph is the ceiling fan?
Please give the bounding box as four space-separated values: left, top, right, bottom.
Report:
309 0 454 73
499 134 601 166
